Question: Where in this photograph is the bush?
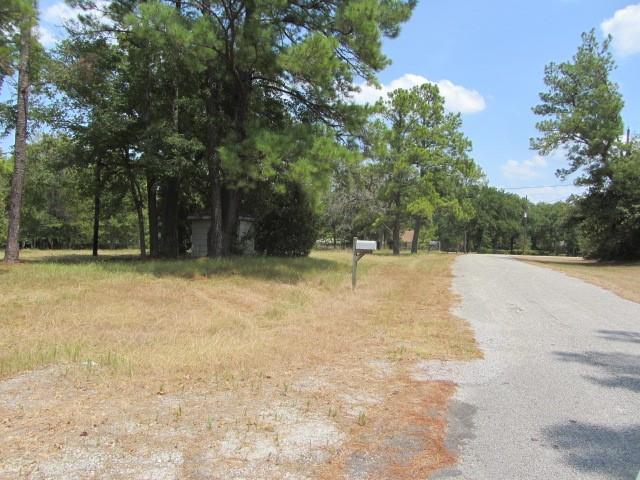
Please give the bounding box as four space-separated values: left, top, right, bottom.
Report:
254 182 318 257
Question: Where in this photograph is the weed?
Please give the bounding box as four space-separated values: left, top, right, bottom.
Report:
356 411 367 426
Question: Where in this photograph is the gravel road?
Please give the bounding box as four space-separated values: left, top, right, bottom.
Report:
422 254 640 480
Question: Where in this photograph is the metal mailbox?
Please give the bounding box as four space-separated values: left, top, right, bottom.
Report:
352 237 376 290
355 240 377 252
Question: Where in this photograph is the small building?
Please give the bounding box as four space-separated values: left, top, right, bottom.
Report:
401 230 414 249
188 215 255 257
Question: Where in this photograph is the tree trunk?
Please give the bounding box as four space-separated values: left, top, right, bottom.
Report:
125 156 146 257
4 16 31 264
208 157 223 258
411 217 422 254
147 174 159 257
92 162 102 257
203 59 223 258
392 192 401 255
392 212 401 255
160 178 179 258
222 188 239 255
134 190 147 258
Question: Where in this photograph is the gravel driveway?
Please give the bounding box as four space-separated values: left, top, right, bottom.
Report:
422 254 640 480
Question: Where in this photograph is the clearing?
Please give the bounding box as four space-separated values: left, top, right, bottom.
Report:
520 256 640 304
0 249 478 479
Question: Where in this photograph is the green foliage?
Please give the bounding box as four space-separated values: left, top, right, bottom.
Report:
38 0 418 257
254 182 318 257
531 30 624 186
573 146 640 259
365 83 480 252
319 159 383 245
532 30 638 259
466 186 525 252
0 0 35 88
528 201 580 255
3 136 139 249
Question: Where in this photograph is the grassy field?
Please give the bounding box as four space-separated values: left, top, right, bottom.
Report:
521 256 640 304
0 249 478 478
0 249 478 380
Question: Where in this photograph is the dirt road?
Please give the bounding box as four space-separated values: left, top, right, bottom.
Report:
424 255 640 480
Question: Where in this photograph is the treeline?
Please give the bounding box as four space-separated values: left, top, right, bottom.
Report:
320 171 580 255
1 3 638 261
0 142 581 256
0 0 417 261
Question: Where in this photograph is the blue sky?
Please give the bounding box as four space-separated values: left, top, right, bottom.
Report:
3 0 640 203
359 0 640 202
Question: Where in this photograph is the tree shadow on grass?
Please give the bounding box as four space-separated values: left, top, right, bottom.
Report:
20 252 342 284
554 349 640 393
543 421 640 480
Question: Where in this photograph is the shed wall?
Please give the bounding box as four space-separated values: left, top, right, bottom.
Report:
191 220 209 257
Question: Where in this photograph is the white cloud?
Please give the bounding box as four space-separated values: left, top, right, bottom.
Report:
501 154 549 180
509 185 585 204
601 3 640 57
43 2 84 25
42 0 111 27
37 26 58 48
351 73 486 114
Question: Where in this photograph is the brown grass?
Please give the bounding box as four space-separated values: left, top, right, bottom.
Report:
521 256 640 304
0 249 478 382
0 249 479 478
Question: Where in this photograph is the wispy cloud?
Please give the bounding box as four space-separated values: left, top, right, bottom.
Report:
36 26 58 48
501 154 548 180
507 185 585 204
351 73 486 114
42 0 111 27
42 1 84 25
601 3 640 57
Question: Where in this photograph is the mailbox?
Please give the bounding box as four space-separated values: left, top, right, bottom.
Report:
355 240 377 252
352 237 376 290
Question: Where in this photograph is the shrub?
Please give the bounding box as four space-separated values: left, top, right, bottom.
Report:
254 182 318 257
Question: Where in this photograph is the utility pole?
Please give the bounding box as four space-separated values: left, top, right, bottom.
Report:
523 196 528 255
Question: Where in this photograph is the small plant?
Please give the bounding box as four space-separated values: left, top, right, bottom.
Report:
327 406 338 418
356 411 367 426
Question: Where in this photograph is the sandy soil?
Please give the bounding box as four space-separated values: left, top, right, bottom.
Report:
0 358 456 479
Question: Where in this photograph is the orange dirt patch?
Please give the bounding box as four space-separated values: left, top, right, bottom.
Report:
318 377 456 480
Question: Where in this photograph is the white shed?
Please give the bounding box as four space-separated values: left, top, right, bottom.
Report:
188 215 255 257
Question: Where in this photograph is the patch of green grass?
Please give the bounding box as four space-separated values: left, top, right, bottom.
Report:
13 249 341 284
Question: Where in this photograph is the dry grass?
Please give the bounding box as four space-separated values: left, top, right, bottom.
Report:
521 256 640 304
0 249 479 479
0 249 478 381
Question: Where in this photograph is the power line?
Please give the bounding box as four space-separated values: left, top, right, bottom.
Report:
497 184 578 190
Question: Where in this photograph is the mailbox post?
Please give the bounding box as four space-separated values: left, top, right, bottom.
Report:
352 237 376 290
